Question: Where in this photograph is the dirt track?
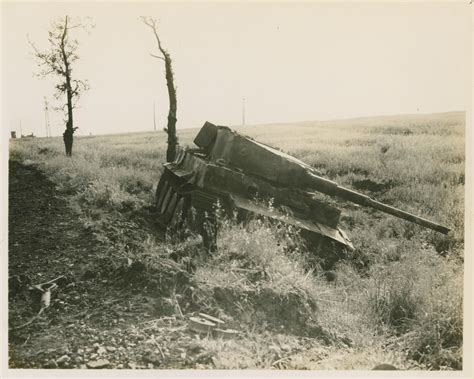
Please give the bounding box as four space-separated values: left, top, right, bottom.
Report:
9 160 101 290
7 161 186 369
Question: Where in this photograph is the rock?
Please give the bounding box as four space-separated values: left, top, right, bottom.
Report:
77 348 84 355
79 364 88 369
117 364 124 369
106 346 116 352
97 346 107 355
373 363 397 370
56 355 70 365
128 362 137 369
86 359 110 369
44 359 58 368
93 342 100 349
74 356 83 364
147 363 154 369
143 350 161 365
90 353 98 360
195 352 214 365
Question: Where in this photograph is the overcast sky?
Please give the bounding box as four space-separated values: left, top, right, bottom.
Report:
1 2 471 137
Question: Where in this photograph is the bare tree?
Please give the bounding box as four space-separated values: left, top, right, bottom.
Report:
29 16 92 157
141 16 178 162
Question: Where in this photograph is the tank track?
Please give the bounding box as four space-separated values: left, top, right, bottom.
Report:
155 168 218 250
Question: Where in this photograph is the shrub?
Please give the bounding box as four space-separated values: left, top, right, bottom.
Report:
367 261 420 333
400 257 463 369
364 249 463 368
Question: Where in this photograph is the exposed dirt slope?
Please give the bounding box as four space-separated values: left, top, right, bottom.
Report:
8 161 216 369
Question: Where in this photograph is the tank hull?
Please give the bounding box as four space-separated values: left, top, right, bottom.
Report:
155 145 354 263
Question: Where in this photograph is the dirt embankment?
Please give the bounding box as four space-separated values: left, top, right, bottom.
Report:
8 161 199 369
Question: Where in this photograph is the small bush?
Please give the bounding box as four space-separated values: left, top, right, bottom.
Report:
367 262 420 333
364 249 463 368
400 257 463 369
76 179 142 210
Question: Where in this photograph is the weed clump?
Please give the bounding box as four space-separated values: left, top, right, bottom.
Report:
364 249 463 369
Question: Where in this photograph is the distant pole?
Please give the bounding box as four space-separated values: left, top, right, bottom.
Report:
153 101 157 132
44 97 51 137
242 98 246 126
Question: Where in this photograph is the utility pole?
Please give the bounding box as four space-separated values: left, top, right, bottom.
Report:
44 97 51 137
242 98 246 126
153 101 157 132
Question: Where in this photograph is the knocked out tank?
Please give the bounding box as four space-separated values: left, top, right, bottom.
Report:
155 122 450 266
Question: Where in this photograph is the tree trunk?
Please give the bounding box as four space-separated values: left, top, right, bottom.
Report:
63 125 73 157
142 17 178 162
164 57 177 162
63 77 74 157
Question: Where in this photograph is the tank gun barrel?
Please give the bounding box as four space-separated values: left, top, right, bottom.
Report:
306 172 450 235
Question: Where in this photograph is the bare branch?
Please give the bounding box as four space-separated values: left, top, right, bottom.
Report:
150 53 165 61
141 16 169 60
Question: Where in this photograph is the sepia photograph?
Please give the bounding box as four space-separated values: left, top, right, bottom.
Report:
1 1 471 376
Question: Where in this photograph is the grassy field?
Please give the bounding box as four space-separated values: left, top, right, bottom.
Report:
9 111 464 370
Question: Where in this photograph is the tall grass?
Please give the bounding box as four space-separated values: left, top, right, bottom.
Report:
9 112 465 369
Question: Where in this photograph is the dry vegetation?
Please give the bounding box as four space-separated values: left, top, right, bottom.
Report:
9 111 464 370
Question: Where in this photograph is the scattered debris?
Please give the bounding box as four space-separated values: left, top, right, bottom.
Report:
188 317 215 334
86 359 110 369
10 278 63 330
214 328 238 339
187 313 239 340
198 313 225 325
